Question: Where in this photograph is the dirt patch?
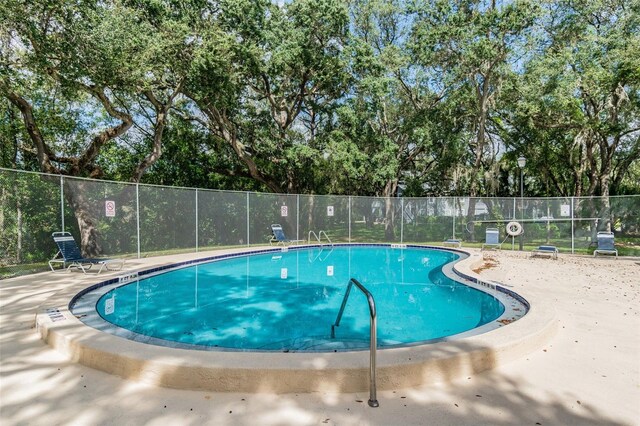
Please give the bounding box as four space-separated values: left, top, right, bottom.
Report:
472 260 499 274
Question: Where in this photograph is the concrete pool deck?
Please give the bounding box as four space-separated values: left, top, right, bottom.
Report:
1 247 639 425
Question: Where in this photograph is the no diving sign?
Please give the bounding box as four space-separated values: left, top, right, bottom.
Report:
105 200 116 217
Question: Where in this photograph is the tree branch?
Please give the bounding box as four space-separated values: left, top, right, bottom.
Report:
75 85 134 172
132 79 186 182
2 84 58 174
183 90 284 193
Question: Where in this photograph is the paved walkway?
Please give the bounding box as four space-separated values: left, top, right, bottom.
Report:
1 248 638 425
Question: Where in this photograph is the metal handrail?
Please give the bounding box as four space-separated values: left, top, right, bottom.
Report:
308 230 333 246
318 230 333 246
331 278 379 408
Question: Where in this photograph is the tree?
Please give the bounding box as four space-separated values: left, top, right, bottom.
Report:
505 0 639 198
410 0 541 197
1 0 637 213
327 0 453 239
0 0 193 255
182 0 350 193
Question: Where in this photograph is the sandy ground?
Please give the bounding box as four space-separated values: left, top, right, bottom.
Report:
1 248 638 426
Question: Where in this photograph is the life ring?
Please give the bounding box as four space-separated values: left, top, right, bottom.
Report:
506 221 523 236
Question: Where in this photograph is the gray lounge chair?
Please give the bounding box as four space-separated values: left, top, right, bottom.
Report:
49 232 125 273
593 231 618 257
481 228 501 250
269 224 304 246
531 245 558 259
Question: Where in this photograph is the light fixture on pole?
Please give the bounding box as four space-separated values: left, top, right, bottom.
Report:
517 156 526 250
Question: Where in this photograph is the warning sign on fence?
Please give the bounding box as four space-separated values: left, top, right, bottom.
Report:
280 205 288 217
105 200 116 217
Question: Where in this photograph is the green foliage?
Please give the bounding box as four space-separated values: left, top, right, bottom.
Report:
0 171 61 267
502 0 640 197
1 0 638 197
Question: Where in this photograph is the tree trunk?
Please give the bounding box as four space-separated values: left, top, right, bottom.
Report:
599 175 612 233
64 182 102 257
383 180 398 241
0 186 4 245
546 203 552 244
16 197 23 264
307 194 314 235
465 197 476 242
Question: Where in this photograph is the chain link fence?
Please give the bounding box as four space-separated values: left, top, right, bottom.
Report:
2 168 639 278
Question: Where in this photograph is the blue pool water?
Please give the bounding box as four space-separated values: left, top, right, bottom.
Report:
86 246 506 351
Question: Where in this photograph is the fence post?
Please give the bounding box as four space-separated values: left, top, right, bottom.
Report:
296 194 300 242
452 197 456 239
60 175 65 232
136 183 141 259
195 188 199 253
513 197 517 251
246 192 250 246
571 197 575 254
400 197 404 244
348 196 352 243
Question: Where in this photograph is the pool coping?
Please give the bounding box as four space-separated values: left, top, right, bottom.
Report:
35 245 558 393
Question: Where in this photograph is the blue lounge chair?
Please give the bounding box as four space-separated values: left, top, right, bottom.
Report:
531 245 558 259
481 228 501 250
593 231 618 257
269 224 304 246
49 232 125 273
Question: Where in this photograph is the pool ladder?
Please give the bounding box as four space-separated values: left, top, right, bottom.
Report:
308 230 333 246
331 278 379 408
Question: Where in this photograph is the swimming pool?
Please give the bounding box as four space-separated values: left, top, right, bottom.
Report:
71 245 522 352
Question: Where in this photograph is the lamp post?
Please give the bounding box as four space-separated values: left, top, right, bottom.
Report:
517 156 526 250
